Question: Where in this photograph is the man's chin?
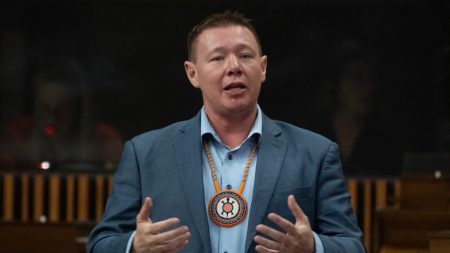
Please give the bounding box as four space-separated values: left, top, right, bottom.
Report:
223 103 257 115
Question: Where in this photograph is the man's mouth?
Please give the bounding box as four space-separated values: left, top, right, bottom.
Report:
224 82 246 91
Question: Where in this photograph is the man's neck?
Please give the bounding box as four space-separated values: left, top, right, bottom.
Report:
205 107 257 149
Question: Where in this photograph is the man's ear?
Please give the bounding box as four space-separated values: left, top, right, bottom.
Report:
184 61 200 88
260 55 268 83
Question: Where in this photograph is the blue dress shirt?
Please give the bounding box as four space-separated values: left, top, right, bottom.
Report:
200 107 261 253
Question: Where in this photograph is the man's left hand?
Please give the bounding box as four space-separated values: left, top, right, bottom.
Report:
254 195 315 253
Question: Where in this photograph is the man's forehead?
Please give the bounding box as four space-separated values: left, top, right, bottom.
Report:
195 25 258 48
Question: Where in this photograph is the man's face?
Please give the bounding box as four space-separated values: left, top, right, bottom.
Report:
184 25 267 117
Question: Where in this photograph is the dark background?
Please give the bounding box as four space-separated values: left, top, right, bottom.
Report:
0 0 449 175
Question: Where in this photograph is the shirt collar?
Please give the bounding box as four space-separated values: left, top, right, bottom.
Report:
200 105 262 145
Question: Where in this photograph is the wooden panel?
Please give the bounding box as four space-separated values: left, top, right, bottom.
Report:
364 180 372 253
21 174 30 222
375 209 450 252
428 230 450 253
394 179 401 208
400 178 450 210
66 175 75 222
33 174 45 222
376 180 388 209
77 175 89 222
108 175 114 196
3 173 15 221
0 223 78 253
49 175 60 222
95 175 105 221
429 239 450 253
348 179 358 215
379 246 425 253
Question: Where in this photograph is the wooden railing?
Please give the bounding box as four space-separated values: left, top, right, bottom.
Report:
1 172 400 252
347 178 401 252
1 172 114 223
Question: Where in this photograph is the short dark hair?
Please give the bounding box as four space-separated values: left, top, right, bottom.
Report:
186 10 262 61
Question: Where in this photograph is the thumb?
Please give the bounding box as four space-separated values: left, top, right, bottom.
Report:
136 197 153 223
288 195 309 225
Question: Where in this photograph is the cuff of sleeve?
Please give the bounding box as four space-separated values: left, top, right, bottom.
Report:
313 232 324 253
125 231 136 253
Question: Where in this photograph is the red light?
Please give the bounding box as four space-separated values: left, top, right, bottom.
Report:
44 125 55 136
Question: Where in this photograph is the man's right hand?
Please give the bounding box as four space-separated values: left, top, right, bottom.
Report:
132 197 190 253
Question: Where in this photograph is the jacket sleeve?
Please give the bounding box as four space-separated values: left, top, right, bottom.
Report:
87 141 143 253
316 143 366 253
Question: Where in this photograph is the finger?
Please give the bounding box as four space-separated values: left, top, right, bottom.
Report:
135 221 187 251
169 237 190 253
288 195 309 225
136 197 153 223
267 212 298 236
154 225 189 242
148 217 181 234
256 224 287 245
160 239 189 253
254 235 283 251
157 229 191 252
152 234 190 253
255 244 280 253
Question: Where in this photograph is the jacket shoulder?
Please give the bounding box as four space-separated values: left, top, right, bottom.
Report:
129 116 198 150
271 119 336 151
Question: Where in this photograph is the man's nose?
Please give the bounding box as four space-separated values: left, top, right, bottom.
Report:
226 55 242 76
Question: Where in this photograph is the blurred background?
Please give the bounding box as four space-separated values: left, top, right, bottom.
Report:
0 0 449 252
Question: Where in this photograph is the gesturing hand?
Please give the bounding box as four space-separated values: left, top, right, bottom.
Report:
133 197 191 253
254 195 314 253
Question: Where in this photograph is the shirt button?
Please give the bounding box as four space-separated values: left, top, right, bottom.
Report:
228 154 232 160
226 184 232 190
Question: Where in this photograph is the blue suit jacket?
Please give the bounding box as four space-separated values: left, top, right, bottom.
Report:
88 112 365 253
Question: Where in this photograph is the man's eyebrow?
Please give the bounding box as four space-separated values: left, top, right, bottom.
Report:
208 46 227 54
208 43 257 54
236 44 259 54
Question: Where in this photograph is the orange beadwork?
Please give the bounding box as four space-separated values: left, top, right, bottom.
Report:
203 140 257 227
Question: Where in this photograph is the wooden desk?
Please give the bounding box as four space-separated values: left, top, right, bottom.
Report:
374 209 450 253
378 246 428 253
428 230 450 253
0 222 93 253
400 178 450 211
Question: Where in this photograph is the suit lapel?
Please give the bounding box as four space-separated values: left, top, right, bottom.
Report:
174 115 211 251
245 115 287 252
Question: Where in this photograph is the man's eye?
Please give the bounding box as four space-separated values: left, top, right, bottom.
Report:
239 54 253 59
211 56 224 61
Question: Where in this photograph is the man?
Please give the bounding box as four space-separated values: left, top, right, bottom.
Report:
88 11 365 253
